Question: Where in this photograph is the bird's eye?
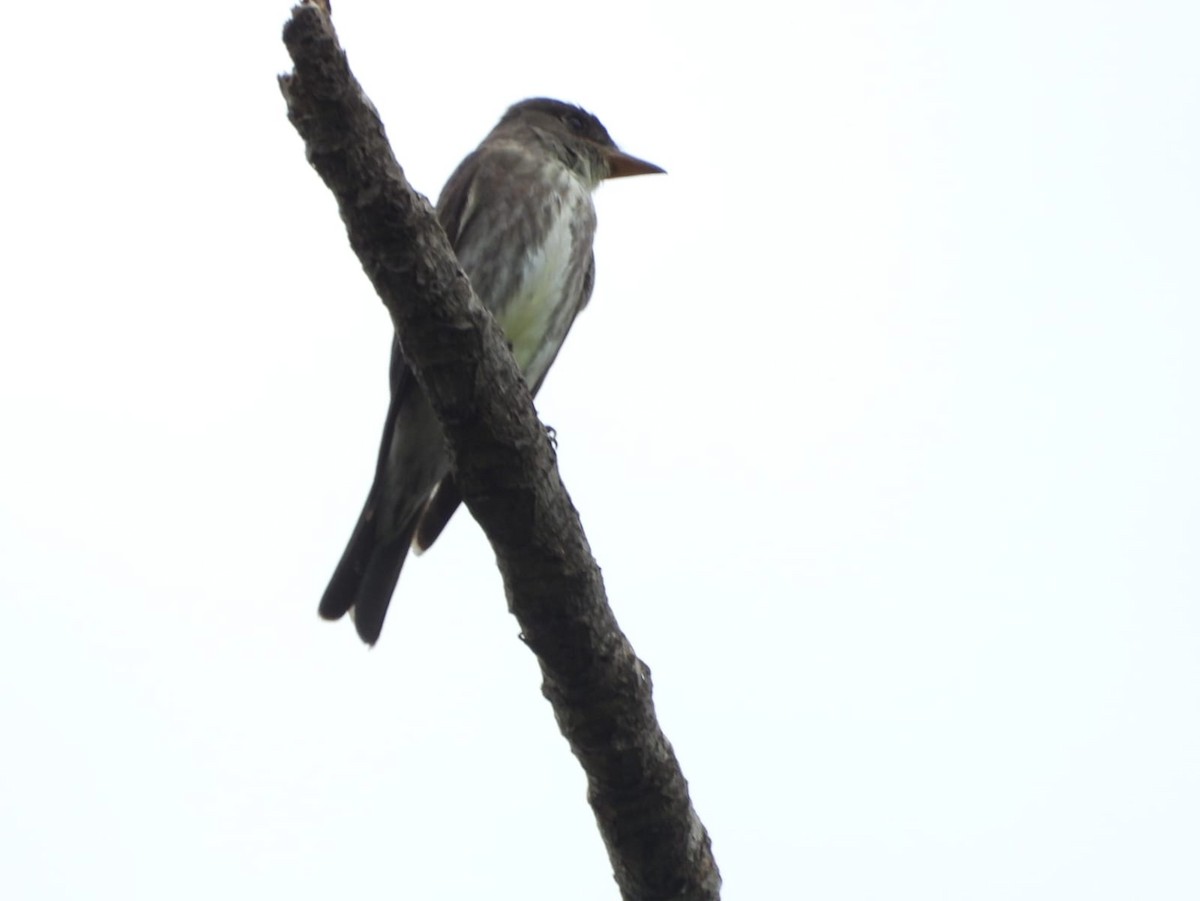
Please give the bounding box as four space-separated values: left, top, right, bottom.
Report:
564 114 585 133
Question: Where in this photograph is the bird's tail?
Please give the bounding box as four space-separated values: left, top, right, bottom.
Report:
318 495 421 646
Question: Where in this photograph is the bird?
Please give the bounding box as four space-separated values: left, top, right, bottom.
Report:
319 98 664 645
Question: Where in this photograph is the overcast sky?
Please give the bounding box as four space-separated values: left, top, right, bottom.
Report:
2 1 1197 898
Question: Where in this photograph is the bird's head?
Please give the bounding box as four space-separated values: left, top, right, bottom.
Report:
497 98 665 185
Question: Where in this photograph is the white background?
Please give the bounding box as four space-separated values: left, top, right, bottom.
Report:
2 1 1197 898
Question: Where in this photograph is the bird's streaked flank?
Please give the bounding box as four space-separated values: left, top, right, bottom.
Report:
319 98 664 645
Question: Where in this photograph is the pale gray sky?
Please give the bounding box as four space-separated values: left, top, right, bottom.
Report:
2 1 1197 898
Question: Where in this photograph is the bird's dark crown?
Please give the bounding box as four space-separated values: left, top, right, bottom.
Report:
497 98 617 150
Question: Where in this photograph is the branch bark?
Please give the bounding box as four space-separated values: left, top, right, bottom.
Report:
279 5 720 898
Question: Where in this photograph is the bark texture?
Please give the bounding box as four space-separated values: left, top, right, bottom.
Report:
280 5 720 898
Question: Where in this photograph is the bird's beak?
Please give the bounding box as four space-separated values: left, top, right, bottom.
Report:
604 148 666 179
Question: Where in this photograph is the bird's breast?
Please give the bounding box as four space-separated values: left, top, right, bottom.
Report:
489 167 596 389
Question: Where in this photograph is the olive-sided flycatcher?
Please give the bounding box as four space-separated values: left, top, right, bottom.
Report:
319 98 664 645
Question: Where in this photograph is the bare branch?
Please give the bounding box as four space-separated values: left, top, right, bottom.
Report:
280 5 720 898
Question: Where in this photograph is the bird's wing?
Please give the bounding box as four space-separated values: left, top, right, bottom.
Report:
414 475 461 553
374 334 418 479
435 148 482 247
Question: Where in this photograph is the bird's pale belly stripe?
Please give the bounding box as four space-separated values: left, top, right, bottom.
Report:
497 177 589 388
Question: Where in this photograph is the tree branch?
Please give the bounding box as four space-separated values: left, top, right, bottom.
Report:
279 5 720 898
